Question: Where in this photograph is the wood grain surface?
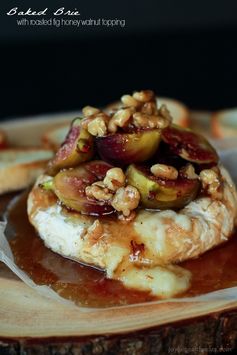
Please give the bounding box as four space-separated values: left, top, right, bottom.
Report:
0 114 237 354
0 261 236 354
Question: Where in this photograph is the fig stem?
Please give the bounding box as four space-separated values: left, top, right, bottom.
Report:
71 117 83 127
39 179 54 191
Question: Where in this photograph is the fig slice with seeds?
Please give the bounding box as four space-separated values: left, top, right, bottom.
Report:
43 161 114 215
47 118 94 176
126 164 200 210
161 125 218 164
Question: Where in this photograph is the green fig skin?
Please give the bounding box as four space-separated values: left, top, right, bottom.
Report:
47 118 94 176
96 129 161 166
126 164 200 210
50 161 114 216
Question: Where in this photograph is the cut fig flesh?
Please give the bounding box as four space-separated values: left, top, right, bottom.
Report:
96 129 161 166
47 118 94 176
161 125 218 164
53 161 114 215
126 164 200 210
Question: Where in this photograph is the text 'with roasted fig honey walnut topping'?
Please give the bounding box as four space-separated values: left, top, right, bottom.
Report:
26 89 237 300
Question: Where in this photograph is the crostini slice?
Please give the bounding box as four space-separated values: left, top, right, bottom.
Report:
0 148 53 194
212 108 237 138
42 123 70 151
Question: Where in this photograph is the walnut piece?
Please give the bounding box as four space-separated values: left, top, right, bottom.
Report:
133 90 154 103
141 101 158 115
81 90 173 136
199 168 222 199
180 164 198 180
82 106 100 117
151 164 178 180
133 112 170 129
103 168 126 191
87 115 108 137
108 108 134 133
200 169 218 185
158 104 172 122
111 185 140 216
121 95 139 108
85 184 113 201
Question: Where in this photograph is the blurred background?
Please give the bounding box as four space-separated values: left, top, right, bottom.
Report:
1 0 237 121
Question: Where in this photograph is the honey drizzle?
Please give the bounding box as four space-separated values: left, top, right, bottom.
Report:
3 192 237 307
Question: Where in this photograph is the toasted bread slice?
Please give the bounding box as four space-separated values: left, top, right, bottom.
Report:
212 108 237 138
106 97 190 127
188 111 212 138
0 148 53 194
0 129 8 149
42 123 70 151
157 97 190 127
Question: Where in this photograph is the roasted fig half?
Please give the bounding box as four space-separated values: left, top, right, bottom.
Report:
45 161 114 215
96 129 161 166
161 125 218 164
126 164 200 210
47 118 94 176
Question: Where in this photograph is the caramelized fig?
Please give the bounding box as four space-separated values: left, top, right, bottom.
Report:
161 125 218 164
47 118 94 176
126 164 200 209
96 129 161 166
52 161 114 215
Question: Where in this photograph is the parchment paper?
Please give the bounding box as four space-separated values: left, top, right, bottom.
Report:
0 146 237 310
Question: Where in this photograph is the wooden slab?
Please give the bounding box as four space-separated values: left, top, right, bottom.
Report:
0 263 237 353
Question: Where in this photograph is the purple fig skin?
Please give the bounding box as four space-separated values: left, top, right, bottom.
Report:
162 125 219 164
126 164 200 210
96 129 161 166
47 118 94 176
53 161 114 216
85 160 113 180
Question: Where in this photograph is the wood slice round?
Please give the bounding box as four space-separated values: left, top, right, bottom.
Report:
0 267 236 354
0 261 237 354
0 114 237 354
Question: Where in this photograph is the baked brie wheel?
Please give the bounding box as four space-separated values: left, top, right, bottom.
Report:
28 90 237 299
